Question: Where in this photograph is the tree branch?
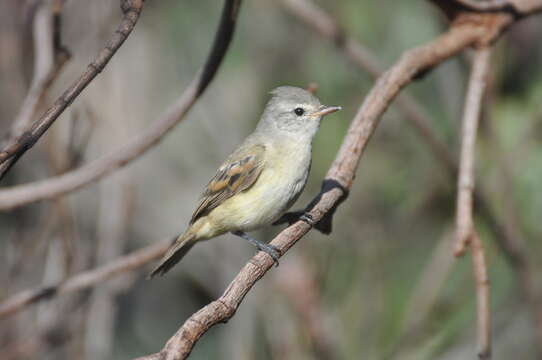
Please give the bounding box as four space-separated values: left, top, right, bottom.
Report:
281 0 457 176
134 18 497 360
0 0 71 181
454 46 492 359
0 0 242 211
471 231 491 360
0 238 171 319
7 0 70 142
455 47 491 256
0 0 143 179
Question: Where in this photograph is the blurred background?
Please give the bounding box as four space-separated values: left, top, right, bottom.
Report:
1 0 542 359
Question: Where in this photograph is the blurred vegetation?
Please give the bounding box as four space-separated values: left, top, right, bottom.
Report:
1 0 541 359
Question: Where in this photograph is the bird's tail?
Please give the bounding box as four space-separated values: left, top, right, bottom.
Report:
148 230 197 278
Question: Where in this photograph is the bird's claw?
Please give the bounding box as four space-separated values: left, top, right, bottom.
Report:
257 243 280 267
299 212 315 226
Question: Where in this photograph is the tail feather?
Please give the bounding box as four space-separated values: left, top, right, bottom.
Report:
148 232 196 278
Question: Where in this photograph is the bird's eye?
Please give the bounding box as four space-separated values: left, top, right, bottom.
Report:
294 107 304 116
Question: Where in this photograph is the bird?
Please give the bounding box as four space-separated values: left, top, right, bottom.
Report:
149 86 341 278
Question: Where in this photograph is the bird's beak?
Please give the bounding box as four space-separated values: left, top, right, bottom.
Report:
310 105 342 117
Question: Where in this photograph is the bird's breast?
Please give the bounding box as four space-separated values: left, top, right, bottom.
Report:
211 140 312 231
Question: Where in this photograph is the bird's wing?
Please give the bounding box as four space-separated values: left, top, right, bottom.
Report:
190 144 266 224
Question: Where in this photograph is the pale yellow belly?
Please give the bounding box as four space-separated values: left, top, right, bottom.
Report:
192 140 311 240
207 164 307 232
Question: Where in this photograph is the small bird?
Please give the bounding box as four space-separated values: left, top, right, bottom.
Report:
149 86 340 278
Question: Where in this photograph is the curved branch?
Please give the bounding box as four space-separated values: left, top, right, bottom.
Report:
289 2 539 353
0 238 171 319
455 47 491 256
0 0 143 179
454 46 493 359
134 19 494 360
282 0 456 175
0 0 242 211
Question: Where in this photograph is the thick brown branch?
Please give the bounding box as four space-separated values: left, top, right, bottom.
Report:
455 47 491 256
0 0 143 179
0 238 171 319
0 0 242 211
134 19 497 360
288 2 538 354
282 0 457 175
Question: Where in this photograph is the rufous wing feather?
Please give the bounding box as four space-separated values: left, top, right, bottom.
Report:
190 144 266 224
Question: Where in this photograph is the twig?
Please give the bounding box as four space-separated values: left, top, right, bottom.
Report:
470 231 491 360
0 0 143 179
0 0 71 181
455 47 491 256
7 0 70 141
133 17 501 360
454 46 492 359
0 0 242 211
0 238 171 319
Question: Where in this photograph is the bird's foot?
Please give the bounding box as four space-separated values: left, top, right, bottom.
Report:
299 212 315 226
256 242 280 267
232 231 280 267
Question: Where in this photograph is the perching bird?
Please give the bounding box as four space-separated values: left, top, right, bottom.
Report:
149 86 340 278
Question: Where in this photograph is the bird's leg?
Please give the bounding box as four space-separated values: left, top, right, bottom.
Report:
273 210 315 226
232 231 280 266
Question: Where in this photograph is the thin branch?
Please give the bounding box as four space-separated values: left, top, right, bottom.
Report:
134 18 498 360
7 0 70 142
471 231 491 360
0 0 242 211
0 238 171 319
455 47 491 256
454 46 492 359
0 0 143 179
